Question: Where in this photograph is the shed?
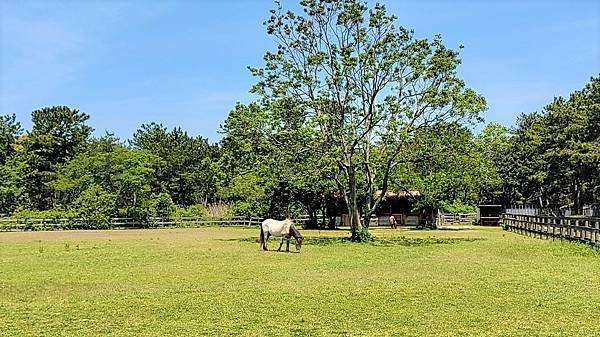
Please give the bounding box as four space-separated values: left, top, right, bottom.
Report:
375 190 429 227
477 205 503 226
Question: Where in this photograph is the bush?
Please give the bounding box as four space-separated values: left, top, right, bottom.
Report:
151 193 176 219
174 204 208 218
440 200 476 214
11 207 78 230
121 202 152 227
73 185 117 229
231 201 259 218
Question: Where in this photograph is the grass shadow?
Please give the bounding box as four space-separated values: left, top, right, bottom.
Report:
225 236 485 247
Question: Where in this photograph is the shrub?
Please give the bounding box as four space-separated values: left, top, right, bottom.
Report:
174 204 208 218
73 185 117 229
11 207 78 230
151 193 176 219
440 200 476 214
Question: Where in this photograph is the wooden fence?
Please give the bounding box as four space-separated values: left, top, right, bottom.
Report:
502 213 600 245
0 214 382 232
0 216 268 232
436 212 476 227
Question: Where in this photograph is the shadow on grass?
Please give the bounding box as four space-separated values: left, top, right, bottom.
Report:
224 236 485 247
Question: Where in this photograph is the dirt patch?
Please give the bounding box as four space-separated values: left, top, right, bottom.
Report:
0 227 255 243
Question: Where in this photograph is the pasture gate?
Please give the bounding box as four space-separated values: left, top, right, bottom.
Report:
436 212 476 227
502 213 600 245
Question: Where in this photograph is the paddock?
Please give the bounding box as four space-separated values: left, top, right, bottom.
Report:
1 227 599 336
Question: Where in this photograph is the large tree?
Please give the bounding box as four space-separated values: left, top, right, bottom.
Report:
0 114 24 215
475 123 511 205
218 102 337 225
55 135 162 222
387 122 494 217
251 0 486 240
506 76 600 213
21 106 93 210
0 114 22 165
131 123 218 205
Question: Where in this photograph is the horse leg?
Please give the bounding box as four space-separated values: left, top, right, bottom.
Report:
286 238 290 252
278 238 284 252
264 233 271 250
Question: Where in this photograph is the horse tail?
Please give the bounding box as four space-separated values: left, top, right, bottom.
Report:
259 224 265 249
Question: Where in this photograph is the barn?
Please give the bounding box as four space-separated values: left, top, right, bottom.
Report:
476 204 503 226
374 190 431 227
325 190 431 228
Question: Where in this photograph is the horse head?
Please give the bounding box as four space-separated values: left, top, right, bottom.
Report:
289 221 304 252
295 235 304 251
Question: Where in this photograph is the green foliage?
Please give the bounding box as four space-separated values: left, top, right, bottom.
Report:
439 200 476 214
55 136 162 223
503 75 600 213
217 103 270 217
131 123 218 205
73 185 117 228
474 123 511 204
11 207 73 220
218 101 336 223
20 106 93 210
10 207 78 230
174 204 208 218
388 123 487 212
150 193 176 219
0 159 22 216
1 107 222 224
249 0 486 239
220 171 269 217
0 113 22 165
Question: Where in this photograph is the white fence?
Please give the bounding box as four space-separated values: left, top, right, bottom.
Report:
436 212 476 227
505 205 600 217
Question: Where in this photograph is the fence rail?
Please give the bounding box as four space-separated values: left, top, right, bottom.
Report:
436 213 476 227
502 213 600 245
0 216 269 232
0 214 376 232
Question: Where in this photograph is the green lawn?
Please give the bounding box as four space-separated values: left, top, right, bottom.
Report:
1 226 599 337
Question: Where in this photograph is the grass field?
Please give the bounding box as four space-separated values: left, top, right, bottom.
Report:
1 226 599 337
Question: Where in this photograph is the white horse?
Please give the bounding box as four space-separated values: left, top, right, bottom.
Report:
259 218 304 252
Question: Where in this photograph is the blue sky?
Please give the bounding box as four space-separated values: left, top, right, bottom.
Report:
1 0 599 143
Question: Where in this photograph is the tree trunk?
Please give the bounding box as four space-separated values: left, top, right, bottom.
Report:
364 195 372 229
574 181 582 215
306 209 319 229
346 167 367 241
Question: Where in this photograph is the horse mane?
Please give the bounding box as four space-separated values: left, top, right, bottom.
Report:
290 223 303 239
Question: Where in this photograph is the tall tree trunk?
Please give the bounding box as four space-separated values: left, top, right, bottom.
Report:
306 209 319 229
347 167 366 241
574 181 582 215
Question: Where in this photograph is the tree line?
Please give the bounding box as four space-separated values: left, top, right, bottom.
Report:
1 0 597 239
0 107 219 224
1 75 596 228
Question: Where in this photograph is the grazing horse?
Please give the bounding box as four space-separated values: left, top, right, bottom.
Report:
259 218 304 252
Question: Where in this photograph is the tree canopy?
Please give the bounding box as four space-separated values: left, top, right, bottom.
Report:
249 0 486 239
